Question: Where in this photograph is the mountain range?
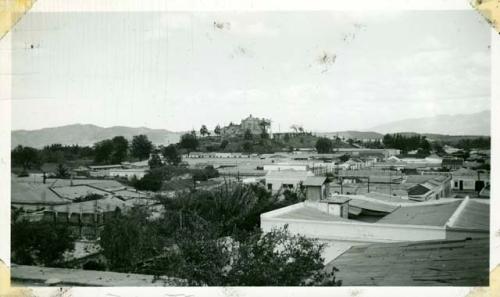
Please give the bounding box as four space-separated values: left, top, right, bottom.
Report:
11 124 182 149
369 110 490 136
11 111 490 148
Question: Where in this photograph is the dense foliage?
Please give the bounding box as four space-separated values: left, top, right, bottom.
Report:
131 134 154 160
130 165 220 192
180 133 199 152
11 216 75 266
99 184 338 285
162 144 182 165
382 133 431 154
11 145 41 171
315 137 333 153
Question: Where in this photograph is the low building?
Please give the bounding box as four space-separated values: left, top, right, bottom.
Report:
108 168 147 180
451 168 489 192
264 170 314 192
263 163 308 172
261 196 488 262
88 164 123 177
407 175 451 201
303 176 330 201
442 157 464 170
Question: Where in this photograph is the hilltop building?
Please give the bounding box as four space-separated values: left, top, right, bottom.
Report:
221 115 270 137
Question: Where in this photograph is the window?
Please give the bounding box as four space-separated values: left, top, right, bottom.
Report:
267 184 273 190
454 181 458 187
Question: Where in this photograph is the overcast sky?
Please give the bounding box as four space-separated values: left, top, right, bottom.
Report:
10 10 491 132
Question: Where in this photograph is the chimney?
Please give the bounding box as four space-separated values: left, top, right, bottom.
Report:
318 196 351 219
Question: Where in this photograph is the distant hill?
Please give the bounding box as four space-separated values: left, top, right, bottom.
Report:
315 131 384 140
12 124 182 148
370 110 490 136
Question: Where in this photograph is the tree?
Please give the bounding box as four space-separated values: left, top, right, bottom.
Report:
242 141 253 153
180 133 199 152
226 226 340 286
131 135 153 160
220 140 229 150
338 154 350 163
214 125 222 136
11 219 75 266
11 145 41 171
94 139 114 164
148 154 163 169
100 207 161 272
55 164 70 178
162 144 182 166
111 136 129 164
259 119 271 139
133 170 164 191
200 125 209 137
244 129 253 140
315 137 333 154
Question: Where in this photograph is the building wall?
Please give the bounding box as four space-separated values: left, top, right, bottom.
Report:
109 170 147 180
260 203 447 243
241 116 264 135
261 216 446 242
452 177 477 190
306 187 322 201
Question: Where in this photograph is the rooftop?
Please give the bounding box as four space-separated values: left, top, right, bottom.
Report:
275 206 349 222
11 265 188 286
51 185 112 200
303 176 328 186
376 200 462 226
407 184 431 196
449 199 489 231
326 237 489 286
265 170 313 179
11 177 68 205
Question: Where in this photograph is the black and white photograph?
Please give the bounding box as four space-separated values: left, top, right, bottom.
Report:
1 0 497 292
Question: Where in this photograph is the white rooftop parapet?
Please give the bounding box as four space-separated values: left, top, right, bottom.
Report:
445 196 469 228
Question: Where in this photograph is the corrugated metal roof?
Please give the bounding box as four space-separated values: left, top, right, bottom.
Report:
376 200 462 226
326 237 489 286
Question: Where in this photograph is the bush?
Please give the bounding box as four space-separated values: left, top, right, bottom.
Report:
11 220 75 266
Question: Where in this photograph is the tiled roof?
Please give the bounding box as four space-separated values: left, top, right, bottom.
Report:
376 200 462 226
326 238 489 286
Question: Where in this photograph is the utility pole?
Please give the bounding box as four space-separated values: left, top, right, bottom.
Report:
389 170 392 196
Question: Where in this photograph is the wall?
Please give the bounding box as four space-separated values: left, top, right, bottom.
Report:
306 186 321 201
452 177 476 190
261 205 447 243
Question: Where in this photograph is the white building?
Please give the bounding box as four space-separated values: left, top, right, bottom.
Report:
264 170 314 192
108 168 148 180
